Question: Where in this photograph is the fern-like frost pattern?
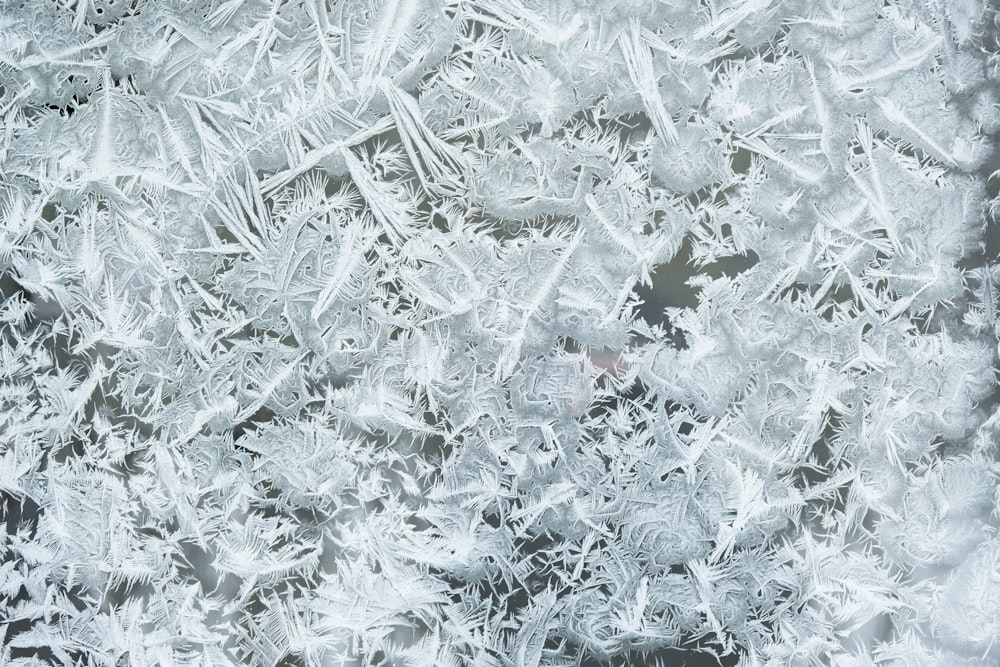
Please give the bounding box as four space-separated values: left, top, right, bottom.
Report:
1 0 999 665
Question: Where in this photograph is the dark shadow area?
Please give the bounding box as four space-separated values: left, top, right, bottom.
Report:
231 405 277 443
579 646 741 667
634 236 758 346
3 492 40 539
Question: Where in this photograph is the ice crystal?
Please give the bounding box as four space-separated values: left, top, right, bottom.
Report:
1 1 999 666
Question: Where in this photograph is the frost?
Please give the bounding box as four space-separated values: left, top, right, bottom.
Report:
2 0 1000 666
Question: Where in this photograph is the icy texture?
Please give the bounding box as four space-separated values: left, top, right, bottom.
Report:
1 1 1000 665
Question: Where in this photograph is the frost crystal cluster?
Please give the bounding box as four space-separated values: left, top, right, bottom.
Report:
3 0 1000 665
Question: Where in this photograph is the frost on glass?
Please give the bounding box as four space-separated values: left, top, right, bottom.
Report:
1 0 999 666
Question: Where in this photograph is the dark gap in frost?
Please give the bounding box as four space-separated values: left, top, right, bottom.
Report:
729 145 754 175
634 237 700 318
682 182 722 212
174 539 222 594
4 269 63 322
797 410 842 488
8 641 58 664
819 281 859 321
52 434 87 464
703 249 760 280
634 236 758 348
3 493 40 539
101 579 156 613
619 377 655 407
579 647 740 667
232 405 277 442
